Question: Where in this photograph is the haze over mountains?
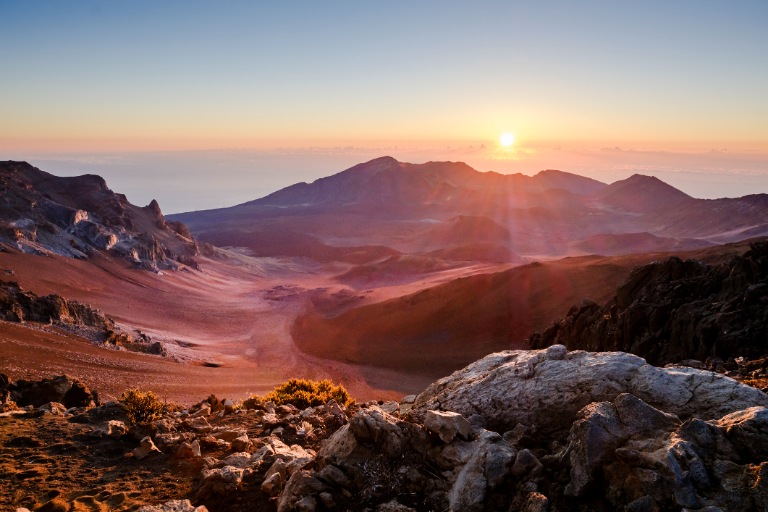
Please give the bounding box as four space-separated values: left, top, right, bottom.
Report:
172 156 768 262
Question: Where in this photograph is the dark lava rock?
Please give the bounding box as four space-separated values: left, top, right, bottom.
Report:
530 241 768 365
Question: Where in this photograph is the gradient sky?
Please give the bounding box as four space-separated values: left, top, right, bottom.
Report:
1 1 767 211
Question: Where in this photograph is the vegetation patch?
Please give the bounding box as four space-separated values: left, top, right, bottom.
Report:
120 388 165 425
262 378 353 408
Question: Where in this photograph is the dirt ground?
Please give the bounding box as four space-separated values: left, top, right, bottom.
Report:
0 412 198 511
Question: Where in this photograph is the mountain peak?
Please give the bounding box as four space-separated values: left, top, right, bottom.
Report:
533 169 607 195
346 156 401 173
600 173 692 212
611 174 691 196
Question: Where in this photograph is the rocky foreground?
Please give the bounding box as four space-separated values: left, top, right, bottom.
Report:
3 346 768 511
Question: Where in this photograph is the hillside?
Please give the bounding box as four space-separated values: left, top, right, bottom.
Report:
570 231 715 256
0 161 199 271
595 173 693 212
530 239 768 365
292 240 756 376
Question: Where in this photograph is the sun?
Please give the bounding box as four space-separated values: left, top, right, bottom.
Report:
499 132 516 147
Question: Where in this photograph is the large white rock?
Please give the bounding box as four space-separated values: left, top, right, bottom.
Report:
411 347 768 433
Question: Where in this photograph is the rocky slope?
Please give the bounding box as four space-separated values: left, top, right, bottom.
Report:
4 347 768 511
0 161 199 272
529 240 768 366
0 279 164 355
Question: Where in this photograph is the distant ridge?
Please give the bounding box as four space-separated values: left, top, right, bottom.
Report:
168 156 768 260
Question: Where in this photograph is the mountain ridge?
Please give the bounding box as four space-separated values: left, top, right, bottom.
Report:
0 161 200 272
170 156 768 260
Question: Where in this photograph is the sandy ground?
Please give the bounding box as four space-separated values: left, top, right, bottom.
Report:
0 249 496 405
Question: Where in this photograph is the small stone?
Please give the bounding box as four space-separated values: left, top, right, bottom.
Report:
212 428 244 442
318 492 335 508
103 420 128 437
521 492 549 512
512 449 543 478
190 403 211 418
133 436 161 460
262 413 280 426
295 495 316 512
546 344 567 360
380 401 400 415
137 499 207 512
154 419 175 433
38 402 67 415
424 410 471 443
176 440 201 459
185 416 212 433
231 435 250 452
261 471 282 496
325 399 344 417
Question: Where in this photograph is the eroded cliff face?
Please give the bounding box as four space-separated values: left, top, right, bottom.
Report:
530 241 768 366
0 161 199 272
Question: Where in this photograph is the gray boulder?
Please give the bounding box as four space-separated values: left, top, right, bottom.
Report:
410 347 768 433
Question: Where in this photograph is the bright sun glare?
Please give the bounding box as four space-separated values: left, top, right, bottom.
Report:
500 132 516 147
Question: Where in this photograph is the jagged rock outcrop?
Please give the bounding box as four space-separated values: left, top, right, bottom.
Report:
0 279 111 327
530 241 768 366
408 347 767 434
277 347 768 511
6 354 768 511
0 161 199 271
0 280 163 354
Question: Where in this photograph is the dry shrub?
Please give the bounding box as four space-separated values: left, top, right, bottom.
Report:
263 378 353 409
120 388 165 425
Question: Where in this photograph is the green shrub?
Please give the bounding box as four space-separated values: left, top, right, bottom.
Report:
120 388 165 425
263 378 353 409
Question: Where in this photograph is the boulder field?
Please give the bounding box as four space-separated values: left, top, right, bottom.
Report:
4 346 768 511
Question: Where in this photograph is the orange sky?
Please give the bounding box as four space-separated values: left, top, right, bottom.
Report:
1 2 766 155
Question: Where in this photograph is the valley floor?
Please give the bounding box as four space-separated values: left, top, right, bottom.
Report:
0 249 485 404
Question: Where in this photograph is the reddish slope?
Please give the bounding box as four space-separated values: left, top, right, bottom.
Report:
292 242 753 377
570 232 715 256
293 256 639 376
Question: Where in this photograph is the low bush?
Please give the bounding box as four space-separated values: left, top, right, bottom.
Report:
263 378 353 409
120 388 165 425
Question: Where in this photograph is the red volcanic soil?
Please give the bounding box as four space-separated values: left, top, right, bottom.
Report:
292 241 753 378
0 249 432 404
